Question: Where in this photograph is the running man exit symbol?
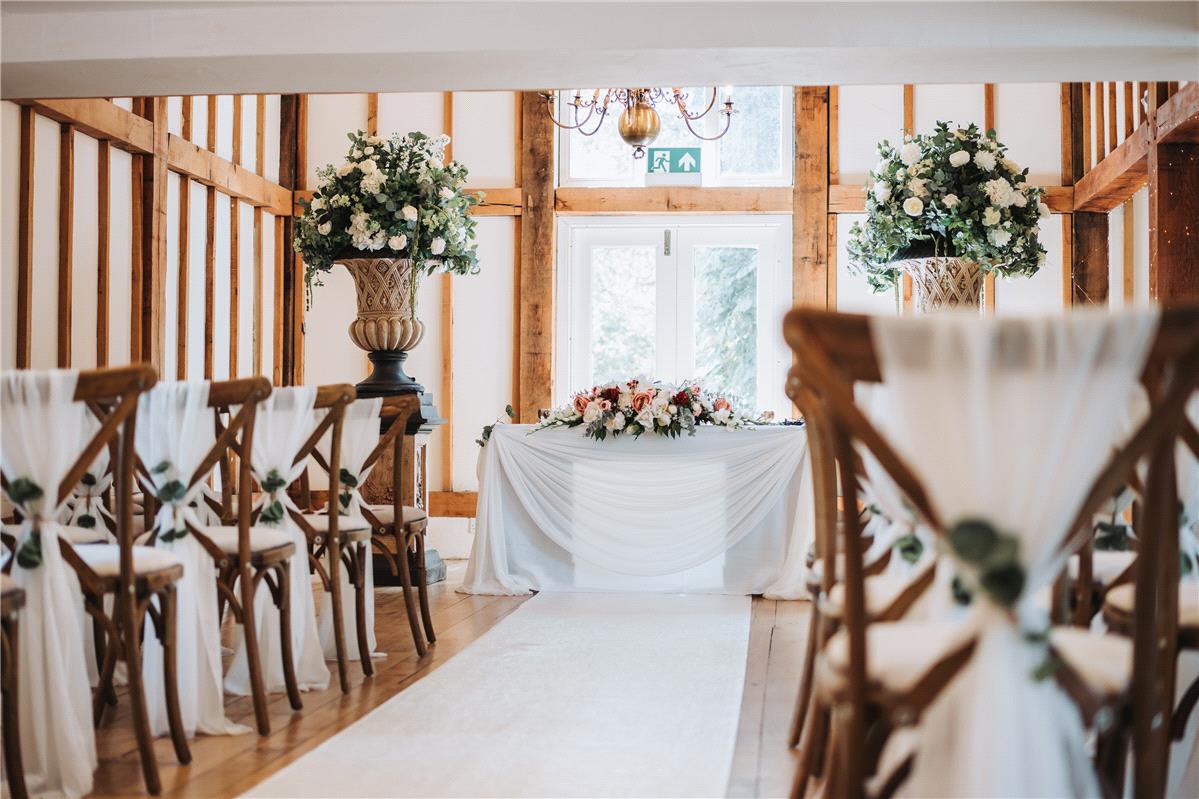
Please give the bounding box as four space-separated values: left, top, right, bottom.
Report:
646 147 702 174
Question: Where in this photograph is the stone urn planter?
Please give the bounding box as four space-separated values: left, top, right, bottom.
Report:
338 256 425 395
894 256 984 314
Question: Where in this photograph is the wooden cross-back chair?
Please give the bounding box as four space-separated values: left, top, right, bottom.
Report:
279 383 366 694
1 575 26 799
137 376 298 737
784 306 1199 799
1 365 186 795
360 394 434 657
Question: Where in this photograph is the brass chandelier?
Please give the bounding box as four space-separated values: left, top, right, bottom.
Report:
540 88 735 158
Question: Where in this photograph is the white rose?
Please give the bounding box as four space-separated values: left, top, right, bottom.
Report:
974 150 997 171
949 150 970 167
402 205 418 222
364 146 375 155
982 206 1001 226
899 142 921 166
358 159 377 174
691 402 702 414
438 186 454 200
609 413 626 431
908 177 927 197
1002 157 1020 174
942 193 960 208
1037 201 1051 218
713 408 731 425
428 157 444 170
902 197 924 217
430 237 446 255
872 182 892 202
336 162 355 177
310 197 325 210
989 229 1012 247
583 402 602 424
317 222 332 236
636 408 655 428
874 158 889 175
657 412 672 427
1012 192 1027 208
387 234 408 250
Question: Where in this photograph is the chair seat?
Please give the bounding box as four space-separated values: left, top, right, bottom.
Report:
821 620 968 695
4 522 108 546
1050 626 1133 698
363 504 427 527
75 544 183 579
825 573 921 620
300 512 372 540
1104 582 1199 629
1068 550 1136 586
136 525 294 557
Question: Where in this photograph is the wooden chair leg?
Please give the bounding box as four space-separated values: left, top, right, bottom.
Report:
122 597 162 794
274 564 303 711
327 536 351 694
239 563 271 736
92 637 119 725
792 697 828 799
159 584 192 765
789 601 821 748
394 528 427 657
1 617 28 799
352 543 374 677
413 528 435 645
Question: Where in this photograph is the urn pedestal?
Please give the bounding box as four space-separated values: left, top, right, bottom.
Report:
339 256 425 395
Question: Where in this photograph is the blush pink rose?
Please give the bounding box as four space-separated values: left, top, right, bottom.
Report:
599 399 612 411
573 395 590 414
714 397 731 412
690 385 701 395
631 391 653 412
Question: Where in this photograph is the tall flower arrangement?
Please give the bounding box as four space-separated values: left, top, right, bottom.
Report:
294 130 482 294
847 122 1049 293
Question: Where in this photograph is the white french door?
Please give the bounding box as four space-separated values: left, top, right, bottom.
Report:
556 215 792 416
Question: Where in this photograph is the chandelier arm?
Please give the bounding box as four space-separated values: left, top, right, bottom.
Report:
674 87 720 121
679 109 734 141
543 94 599 132
578 102 612 137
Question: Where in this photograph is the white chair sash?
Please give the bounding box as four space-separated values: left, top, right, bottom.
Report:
65 417 115 536
136 381 248 737
226 386 330 694
317 396 383 660
868 310 1159 799
1 369 97 799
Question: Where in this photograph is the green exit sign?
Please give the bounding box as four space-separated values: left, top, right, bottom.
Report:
647 147 701 174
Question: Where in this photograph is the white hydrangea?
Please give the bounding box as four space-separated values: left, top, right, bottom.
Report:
974 150 997 171
982 207 1001 226
989 228 1012 247
872 182 892 202
908 177 928 197
583 402 602 424
336 162 355 177
1037 201 1051 218
902 197 924 216
438 186 454 200
899 142 922 166
983 178 1017 208
360 170 386 195
430 237 446 256
942 193 960 208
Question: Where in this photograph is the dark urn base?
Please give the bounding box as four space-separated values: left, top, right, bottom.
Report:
356 350 423 398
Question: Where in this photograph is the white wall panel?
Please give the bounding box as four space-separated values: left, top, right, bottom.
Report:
71 132 100 370
306 94 368 187
108 148 133 365
237 201 256 376
189 95 208 147
240 97 258 175
186 181 208 378
835 214 898 314
836 85 904 185
31 114 61 369
913 84 985 133
1107 203 1127 310
1132 186 1150 305
167 95 183 137
454 92 516 187
994 83 1061 186
2 102 22 370
376 93 444 142
261 214 276 379
262 95 281 184
995 217 1065 314
214 95 234 162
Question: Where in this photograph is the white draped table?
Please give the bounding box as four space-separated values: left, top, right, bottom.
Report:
460 424 813 598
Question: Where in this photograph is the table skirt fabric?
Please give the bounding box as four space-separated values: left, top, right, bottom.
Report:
460 424 813 599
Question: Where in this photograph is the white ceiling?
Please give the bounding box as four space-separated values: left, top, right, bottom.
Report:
2 1 1196 99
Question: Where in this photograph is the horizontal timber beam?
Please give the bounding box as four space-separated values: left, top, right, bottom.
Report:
292 187 522 217
429 490 477 518
14 98 153 153
168 134 292 214
829 184 1075 214
1156 81 1199 145
1073 124 1151 212
555 186 792 214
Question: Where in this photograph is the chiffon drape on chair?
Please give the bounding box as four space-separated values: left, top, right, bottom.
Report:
317 396 383 661
867 310 1159 798
461 424 812 598
137 381 248 737
1 370 97 798
226 387 329 694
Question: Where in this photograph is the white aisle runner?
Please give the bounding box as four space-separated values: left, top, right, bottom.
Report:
243 593 752 799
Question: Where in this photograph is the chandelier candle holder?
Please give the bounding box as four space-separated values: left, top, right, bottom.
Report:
541 87 735 157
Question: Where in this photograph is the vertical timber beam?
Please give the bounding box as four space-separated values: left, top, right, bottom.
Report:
16 106 35 368
793 86 830 308
518 91 555 423
97 140 110 366
1066 83 1107 305
143 96 169 369
1149 139 1199 301
58 123 74 367
279 94 303 385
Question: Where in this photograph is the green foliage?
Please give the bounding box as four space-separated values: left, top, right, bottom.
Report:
894 532 924 565
15 531 42 569
259 500 286 526
1094 520 1132 551
261 468 288 494
76 514 96 529
947 517 1026 610
294 130 482 294
846 122 1048 293
6 477 43 507
477 405 517 447
156 480 187 504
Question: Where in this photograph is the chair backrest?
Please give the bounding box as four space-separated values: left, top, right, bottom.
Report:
284 384 356 540
360 393 423 523
783 306 1199 799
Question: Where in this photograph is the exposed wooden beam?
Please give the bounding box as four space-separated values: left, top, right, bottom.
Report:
177 173 190 378
1060 83 1075 186
279 94 303 386
255 95 266 175
1073 123 1150 212
58 123 74 367
167 135 292 214
254 207 264 377
429 490 477 518
129 99 146 361
140 97 169 370
518 91 555 423
204 184 215 378
16 106 34 368
1155 81 1199 146
367 93 379 138
512 91 523 415
1094 82 1106 159
229 200 241 377
97 141 110 367
1149 140 1199 301
273 214 285 385
14 98 153 153
1071 212 1109 305
793 86 830 309
829 184 1074 214
555 186 791 214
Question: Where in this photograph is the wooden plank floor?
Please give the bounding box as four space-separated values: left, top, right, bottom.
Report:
86 564 807 798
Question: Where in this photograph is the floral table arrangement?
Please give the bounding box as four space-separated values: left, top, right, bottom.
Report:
294 130 481 393
530 378 767 442
847 121 1050 312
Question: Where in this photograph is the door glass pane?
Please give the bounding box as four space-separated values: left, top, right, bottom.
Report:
718 86 783 177
589 245 657 385
693 246 758 406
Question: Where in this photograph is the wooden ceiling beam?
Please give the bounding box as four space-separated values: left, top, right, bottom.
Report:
13 97 153 153
168 133 291 214
555 186 792 215
1073 123 1151 212
1155 81 1199 145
